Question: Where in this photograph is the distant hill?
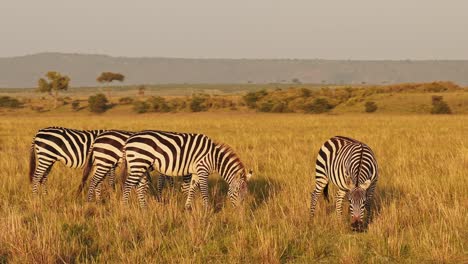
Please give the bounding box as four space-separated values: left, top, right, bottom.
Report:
1 53 468 88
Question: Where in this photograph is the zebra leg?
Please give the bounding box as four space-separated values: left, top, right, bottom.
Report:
167 176 174 188
136 175 149 208
32 157 55 194
122 169 146 206
145 172 161 202
108 167 116 190
40 176 49 195
184 174 199 211
335 190 347 217
181 174 192 195
38 162 54 195
95 182 103 202
365 184 377 226
310 179 329 217
87 166 110 202
198 172 210 208
157 174 166 196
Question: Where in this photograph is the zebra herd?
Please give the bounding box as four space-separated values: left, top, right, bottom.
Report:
29 126 378 232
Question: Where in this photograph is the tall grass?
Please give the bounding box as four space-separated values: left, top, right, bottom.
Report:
0 113 466 263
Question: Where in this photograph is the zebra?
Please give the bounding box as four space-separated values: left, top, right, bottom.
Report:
77 130 192 202
310 136 378 232
29 127 107 194
120 130 252 209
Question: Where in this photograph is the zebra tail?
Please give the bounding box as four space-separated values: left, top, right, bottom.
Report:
120 155 128 188
28 141 36 183
323 183 330 202
77 149 94 195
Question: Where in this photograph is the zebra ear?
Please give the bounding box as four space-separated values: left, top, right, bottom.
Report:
360 179 372 190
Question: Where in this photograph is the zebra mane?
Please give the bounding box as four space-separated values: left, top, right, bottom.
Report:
43 126 105 133
214 142 245 172
356 143 364 186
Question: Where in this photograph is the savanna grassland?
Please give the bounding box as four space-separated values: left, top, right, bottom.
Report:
0 112 467 263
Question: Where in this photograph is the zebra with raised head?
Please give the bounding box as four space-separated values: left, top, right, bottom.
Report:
78 130 192 202
120 130 252 209
29 127 107 194
310 136 378 232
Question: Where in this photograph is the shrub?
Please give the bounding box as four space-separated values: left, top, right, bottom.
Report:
190 96 208 112
431 96 452 114
133 101 150 113
287 98 306 112
0 96 22 108
167 98 187 112
300 88 311 98
243 89 268 108
364 101 378 113
119 97 134 105
30 106 45 112
271 101 289 113
148 96 170 112
258 100 274 112
303 98 333 113
88 93 109 113
71 100 80 111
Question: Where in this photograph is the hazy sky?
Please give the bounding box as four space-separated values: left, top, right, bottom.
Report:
1 0 467 59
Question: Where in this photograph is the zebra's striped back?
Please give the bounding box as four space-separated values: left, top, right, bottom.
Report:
91 130 133 167
125 131 214 177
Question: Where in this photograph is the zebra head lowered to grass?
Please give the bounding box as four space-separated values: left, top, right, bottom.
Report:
310 136 378 232
29 127 106 194
120 130 253 209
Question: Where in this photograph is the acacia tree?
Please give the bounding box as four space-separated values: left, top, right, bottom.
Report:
37 71 70 109
97 72 125 97
96 72 125 83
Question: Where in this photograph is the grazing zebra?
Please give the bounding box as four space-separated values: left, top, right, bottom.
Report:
120 130 252 209
310 136 378 232
78 130 192 202
29 127 107 194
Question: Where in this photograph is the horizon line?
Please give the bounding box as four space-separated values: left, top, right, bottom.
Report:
2 51 468 62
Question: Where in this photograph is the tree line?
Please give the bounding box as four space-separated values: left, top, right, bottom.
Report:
0 70 461 115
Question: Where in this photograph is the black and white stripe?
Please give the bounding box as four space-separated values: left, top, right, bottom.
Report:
310 136 378 231
29 127 106 194
120 130 252 208
78 130 192 202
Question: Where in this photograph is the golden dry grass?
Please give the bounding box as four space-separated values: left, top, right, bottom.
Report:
0 113 467 263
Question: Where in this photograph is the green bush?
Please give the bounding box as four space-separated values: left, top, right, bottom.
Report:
190 96 208 112
431 96 452 114
258 100 274 112
0 96 22 108
88 93 109 113
303 98 333 113
71 100 80 111
119 97 134 105
167 98 187 112
300 88 311 98
364 101 378 113
133 101 150 113
148 96 170 112
271 101 289 113
243 89 268 108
